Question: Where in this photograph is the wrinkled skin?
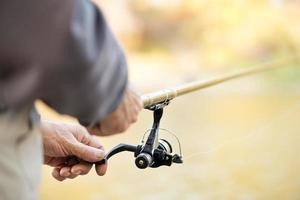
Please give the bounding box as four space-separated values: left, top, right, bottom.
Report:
41 86 143 181
88 86 143 136
42 121 107 181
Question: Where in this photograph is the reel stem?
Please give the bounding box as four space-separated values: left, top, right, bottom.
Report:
135 108 163 168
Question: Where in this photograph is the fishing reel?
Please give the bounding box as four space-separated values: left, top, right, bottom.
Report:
100 108 183 169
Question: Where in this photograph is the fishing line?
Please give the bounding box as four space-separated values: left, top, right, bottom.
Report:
141 128 183 157
184 101 300 161
138 101 300 187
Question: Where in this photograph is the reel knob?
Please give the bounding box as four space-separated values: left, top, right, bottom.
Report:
135 153 153 169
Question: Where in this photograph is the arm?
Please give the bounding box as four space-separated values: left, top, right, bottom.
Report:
0 0 129 126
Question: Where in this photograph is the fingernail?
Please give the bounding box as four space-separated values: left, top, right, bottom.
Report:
74 170 82 175
62 171 70 177
96 150 105 159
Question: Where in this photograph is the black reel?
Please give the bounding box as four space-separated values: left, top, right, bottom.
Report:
99 108 183 169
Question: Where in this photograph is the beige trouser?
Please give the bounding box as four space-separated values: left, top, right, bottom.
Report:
0 107 42 200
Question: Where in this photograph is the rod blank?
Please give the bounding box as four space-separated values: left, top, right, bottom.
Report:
141 58 294 108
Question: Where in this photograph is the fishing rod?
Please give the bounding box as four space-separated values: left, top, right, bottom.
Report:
141 58 289 109
66 58 294 169
95 58 295 170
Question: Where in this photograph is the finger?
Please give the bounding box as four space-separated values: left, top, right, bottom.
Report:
65 173 79 179
100 114 129 135
87 126 102 136
60 166 71 177
130 88 143 109
123 93 132 123
71 142 105 162
86 135 105 150
128 92 141 123
64 156 81 167
70 161 93 175
45 157 67 167
130 103 140 123
133 98 142 112
135 97 143 111
52 168 66 181
87 124 116 136
95 163 107 176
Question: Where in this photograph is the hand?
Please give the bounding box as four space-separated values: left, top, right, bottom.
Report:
88 86 143 136
41 121 107 181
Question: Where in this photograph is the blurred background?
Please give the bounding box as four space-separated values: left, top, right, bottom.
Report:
38 0 300 199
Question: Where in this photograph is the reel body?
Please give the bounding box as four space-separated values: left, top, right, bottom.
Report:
100 108 183 169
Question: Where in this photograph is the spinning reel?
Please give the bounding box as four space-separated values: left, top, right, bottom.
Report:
99 106 183 169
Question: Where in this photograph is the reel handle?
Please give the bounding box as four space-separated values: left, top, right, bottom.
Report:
64 144 138 166
100 143 137 164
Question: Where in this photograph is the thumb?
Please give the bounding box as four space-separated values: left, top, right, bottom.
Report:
70 142 105 163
